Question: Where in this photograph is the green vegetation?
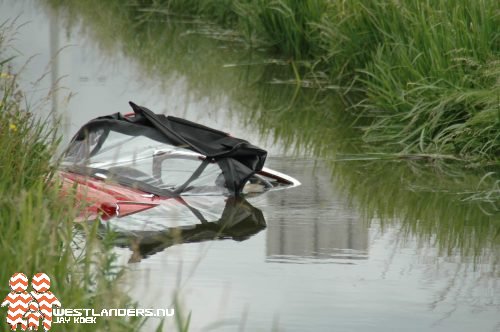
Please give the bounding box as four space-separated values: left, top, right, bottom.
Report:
56 0 499 162
0 29 144 331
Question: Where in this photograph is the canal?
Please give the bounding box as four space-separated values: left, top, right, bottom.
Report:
1 1 498 331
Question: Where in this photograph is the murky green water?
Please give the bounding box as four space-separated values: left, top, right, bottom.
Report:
1 1 499 331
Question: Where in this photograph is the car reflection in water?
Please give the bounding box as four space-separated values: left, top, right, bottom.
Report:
98 197 266 263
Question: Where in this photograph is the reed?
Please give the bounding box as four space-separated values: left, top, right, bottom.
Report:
321 0 500 159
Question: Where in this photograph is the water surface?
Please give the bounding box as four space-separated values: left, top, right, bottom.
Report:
1 2 499 331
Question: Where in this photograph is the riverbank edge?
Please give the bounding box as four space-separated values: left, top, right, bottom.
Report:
0 27 147 331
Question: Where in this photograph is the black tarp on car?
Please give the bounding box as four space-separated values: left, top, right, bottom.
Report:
63 102 267 196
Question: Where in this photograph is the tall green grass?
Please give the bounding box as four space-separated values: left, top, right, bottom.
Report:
321 0 500 159
0 36 144 331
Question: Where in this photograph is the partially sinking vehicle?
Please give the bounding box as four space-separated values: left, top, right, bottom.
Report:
60 102 299 259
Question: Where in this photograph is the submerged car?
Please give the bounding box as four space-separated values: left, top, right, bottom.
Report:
59 102 299 258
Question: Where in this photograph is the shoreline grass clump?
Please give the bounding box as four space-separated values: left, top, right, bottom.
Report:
56 0 499 163
0 31 144 331
325 1 500 160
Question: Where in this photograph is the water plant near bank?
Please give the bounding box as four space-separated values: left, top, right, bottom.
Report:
0 29 145 331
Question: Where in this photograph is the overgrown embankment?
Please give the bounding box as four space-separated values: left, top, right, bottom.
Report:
0 28 143 331
56 0 499 163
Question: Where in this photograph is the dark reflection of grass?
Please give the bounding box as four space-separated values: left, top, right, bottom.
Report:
43 0 499 265
337 160 499 259
43 0 261 103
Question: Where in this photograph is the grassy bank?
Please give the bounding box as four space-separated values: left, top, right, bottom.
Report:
0 32 143 331
54 0 499 163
